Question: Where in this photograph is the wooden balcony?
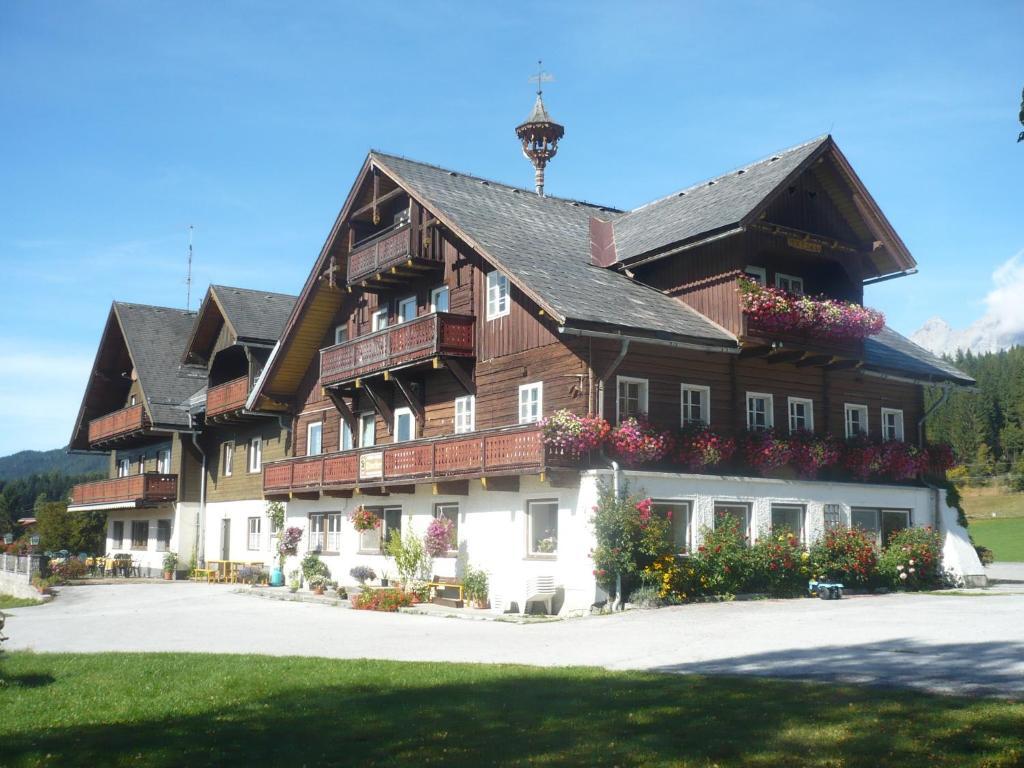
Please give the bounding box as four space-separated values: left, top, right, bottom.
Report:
347 223 442 287
742 318 864 361
206 376 250 418
320 312 475 387
263 425 575 495
88 404 150 446
68 473 178 509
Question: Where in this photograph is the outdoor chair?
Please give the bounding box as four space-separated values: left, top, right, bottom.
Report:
522 576 557 615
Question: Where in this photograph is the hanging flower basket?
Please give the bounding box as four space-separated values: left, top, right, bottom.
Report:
738 279 885 340
608 417 673 467
540 410 610 459
675 425 736 471
788 431 841 478
423 516 456 557
350 506 380 533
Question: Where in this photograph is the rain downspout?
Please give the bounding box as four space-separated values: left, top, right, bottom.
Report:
190 431 207 569
595 337 629 610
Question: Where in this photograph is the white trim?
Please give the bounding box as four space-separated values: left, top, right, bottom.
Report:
680 383 711 426
340 417 354 451
881 408 905 441
770 503 806 543
744 265 767 285
223 441 234 477
454 394 475 434
651 499 694 554
334 324 348 345
775 272 804 295
787 396 814 433
486 270 510 320
616 375 649 425
247 516 261 550
394 406 416 443
526 498 559 557
306 421 323 456
518 382 543 424
397 295 417 324
248 437 262 474
371 307 389 332
359 411 375 447
844 403 869 438
713 501 751 542
746 392 774 431
430 285 450 313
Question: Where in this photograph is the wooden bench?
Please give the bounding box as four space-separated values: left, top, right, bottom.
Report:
426 576 464 608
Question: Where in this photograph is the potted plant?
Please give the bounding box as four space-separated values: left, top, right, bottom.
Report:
301 552 330 589
162 551 178 580
350 505 380 533
308 574 329 596
288 570 301 593
274 525 303 587
379 570 390 588
462 565 489 609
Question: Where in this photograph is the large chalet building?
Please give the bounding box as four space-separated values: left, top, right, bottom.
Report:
67 97 985 609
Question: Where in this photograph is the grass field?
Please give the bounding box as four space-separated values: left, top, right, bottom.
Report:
959 487 1024 562
0 594 42 610
1 654 1022 767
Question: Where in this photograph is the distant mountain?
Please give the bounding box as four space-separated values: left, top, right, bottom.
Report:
910 316 1020 357
0 448 107 482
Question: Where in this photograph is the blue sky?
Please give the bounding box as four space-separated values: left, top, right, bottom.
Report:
1 1 1021 456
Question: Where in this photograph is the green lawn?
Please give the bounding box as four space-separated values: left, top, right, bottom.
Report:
0 654 1022 767
970 517 1024 562
0 594 42 610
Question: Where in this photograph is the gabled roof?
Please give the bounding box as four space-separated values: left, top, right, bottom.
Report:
183 284 296 364
69 302 207 450
865 327 975 386
371 152 737 344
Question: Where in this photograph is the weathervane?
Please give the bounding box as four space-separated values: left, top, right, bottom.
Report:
1018 86 1023 142
515 59 565 196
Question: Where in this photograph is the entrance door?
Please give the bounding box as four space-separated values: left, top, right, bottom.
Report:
220 519 231 561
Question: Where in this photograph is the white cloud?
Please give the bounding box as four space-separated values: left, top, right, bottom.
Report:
912 250 1024 355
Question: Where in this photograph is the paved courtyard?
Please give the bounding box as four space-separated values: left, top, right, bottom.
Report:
5 576 1023 698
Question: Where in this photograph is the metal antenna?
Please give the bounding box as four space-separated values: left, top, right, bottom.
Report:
185 225 194 311
528 59 554 96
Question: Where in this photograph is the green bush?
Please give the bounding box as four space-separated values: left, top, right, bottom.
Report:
688 514 750 597
590 483 673 598
385 528 430 587
300 552 330 582
747 530 811 597
878 527 943 590
462 565 488 604
809 527 878 588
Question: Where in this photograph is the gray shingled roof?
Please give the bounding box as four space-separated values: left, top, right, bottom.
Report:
115 303 207 428
612 136 828 262
371 152 737 345
211 285 297 343
865 327 975 385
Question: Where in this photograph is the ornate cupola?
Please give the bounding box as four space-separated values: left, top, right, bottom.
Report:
515 62 565 196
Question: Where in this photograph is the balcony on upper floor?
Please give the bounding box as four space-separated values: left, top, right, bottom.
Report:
320 312 475 388
88 404 150 447
205 375 251 419
346 223 443 288
68 473 178 510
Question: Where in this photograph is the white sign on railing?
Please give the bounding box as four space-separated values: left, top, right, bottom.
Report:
359 452 384 481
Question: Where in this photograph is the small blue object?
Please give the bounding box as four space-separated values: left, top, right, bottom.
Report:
808 580 845 600
270 567 285 587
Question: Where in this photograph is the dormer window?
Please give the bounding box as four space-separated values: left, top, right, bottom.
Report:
775 273 804 295
744 266 767 286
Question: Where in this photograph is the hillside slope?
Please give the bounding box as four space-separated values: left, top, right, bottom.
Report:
0 448 107 482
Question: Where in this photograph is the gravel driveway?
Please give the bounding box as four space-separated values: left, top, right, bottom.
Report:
5 580 1023 697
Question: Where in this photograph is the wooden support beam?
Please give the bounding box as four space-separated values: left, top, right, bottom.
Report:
362 381 393 432
385 484 416 495
823 359 863 371
444 358 475 395
358 486 389 496
765 350 808 365
323 387 356 431
794 354 834 368
323 489 353 499
290 491 320 500
265 493 290 502
739 345 773 359
481 475 519 493
433 480 469 496
391 374 423 422
349 187 404 220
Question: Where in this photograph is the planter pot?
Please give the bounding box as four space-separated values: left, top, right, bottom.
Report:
312 587 325 596
270 568 285 587
473 599 490 610
163 571 172 581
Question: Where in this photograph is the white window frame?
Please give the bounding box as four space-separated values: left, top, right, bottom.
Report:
117 458 130 478
223 442 234 477
454 395 475 434
394 406 416 443
844 403 869 438
308 512 325 553
713 502 751 544
359 412 375 447
680 384 711 427
397 295 417 324
615 376 649 425
852 507 911 548
746 392 774 431
155 519 172 553
787 397 814 433
306 422 323 457
371 307 389 332
518 382 543 424
326 512 343 552
334 324 348 345
137 454 146 475
430 285 450 314
770 503 806 543
340 417 354 451
486 270 510 320
881 408 905 442
744 265 767 285
775 273 804 295
156 449 171 475
248 437 262 473
247 517 261 551
652 500 693 555
526 499 559 557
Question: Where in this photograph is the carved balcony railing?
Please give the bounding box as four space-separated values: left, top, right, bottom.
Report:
206 376 250 418
347 224 416 283
263 425 575 494
88 404 149 445
68 473 178 508
320 312 475 387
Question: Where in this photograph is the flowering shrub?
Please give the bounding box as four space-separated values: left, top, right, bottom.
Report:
608 417 673 467
842 435 884 480
349 565 376 584
809 527 878 587
277 526 303 569
590 485 674 596
351 588 416 612
687 513 750 596
423 516 456 557
740 430 792 474
738 278 885 340
350 506 380 533
880 441 927 480
675 425 736 471
788 431 841 478
540 410 610 458
878 527 942 590
747 531 811 597
48 558 88 582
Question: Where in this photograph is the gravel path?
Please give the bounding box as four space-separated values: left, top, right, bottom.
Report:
4 580 1022 697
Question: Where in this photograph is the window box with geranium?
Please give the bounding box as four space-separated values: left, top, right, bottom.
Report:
540 409 610 459
608 417 673 467
738 278 886 340
788 431 841 478
675 425 736 471
740 429 792 475
350 505 380 533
